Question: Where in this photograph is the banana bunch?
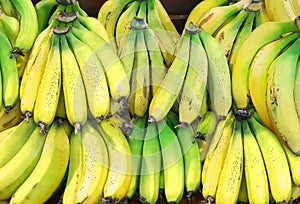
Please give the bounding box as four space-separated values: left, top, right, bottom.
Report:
98 0 179 66
20 3 130 134
232 17 300 154
263 0 299 22
149 22 232 125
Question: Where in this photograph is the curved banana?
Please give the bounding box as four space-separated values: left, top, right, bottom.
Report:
35 0 57 33
199 28 231 119
9 121 70 204
201 112 234 200
0 29 19 111
249 32 298 130
0 118 36 168
74 121 109 203
33 31 61 134
242 119 269 204
231 18 299 110
179 24 208 125
126 115 147 199
157 119 184 203
66 29 110 122
149 31 191 123
215 120 243 204
266 36 300 155
139 121 161 204
60 33 87 131
98 119 132 203
177 124 201 197
71 22 130 104
0 125 46 200
0 10 19 45
248 114 292 203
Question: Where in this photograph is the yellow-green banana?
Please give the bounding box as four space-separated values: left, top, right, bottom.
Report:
0 10 19 45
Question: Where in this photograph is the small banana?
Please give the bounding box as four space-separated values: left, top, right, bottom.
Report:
10 120 70 204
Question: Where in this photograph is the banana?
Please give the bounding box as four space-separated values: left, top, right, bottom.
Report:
126 115 147 199
176 124 201 197
143 26 167 97
201 112 234 200
157 119 184 203
71 21 131 104
10 0 38 54
242 119 269 204
283 144 300 186
33 30 61 134
249 32 298 131
228 11 255 71
185 0 228 28
129 26 150 118
199 28 232 119
231 18 300 110
0 29 19 111
198 0 251 35
149 31 191 123
20 29 53 119
60 33 87 131
248 114 292 203
98 119 132 203
0 125 46 200
266 36 300 155
35 0 58 33
62 129 83 204
66 29 110 122
147 0 178 67
9 121 70 204
115 1 140 49
178 24 208 126
0 118 36 168
0 10 19 45
0 99 22 132
214 9 248 59
215 120 243 204
264 0 297 22
139 121 161 204
154 0 178 35
74 121 109 204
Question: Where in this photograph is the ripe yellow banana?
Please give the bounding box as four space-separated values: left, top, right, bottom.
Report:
249 32 298 131
33 31 61 134
179 23 208 125
232 19 299 110
10 121 70 204
266 36 300 155
149 32 191 123
60 33 87 131
248 114 292 203
215 120 243 204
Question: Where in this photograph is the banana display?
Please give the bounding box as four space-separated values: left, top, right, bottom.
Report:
0 0 300 203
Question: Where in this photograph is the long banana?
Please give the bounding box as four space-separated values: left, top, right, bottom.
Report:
60 33 87 131
0 125 46 200
149 31 191 123
248 114 292 203
266 36 300 155
242 119 269 204
178 23 208 125
231 18 300 110
33 30 61 134
66 29 110 122
10 121 70 204
139 121 161 204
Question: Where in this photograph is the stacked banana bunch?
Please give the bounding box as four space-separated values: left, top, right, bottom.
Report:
201 110 300 204
20 0 131 134
97 0 179 66
0 0 38 131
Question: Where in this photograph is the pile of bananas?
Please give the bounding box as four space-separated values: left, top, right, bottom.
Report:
0 0 300 203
